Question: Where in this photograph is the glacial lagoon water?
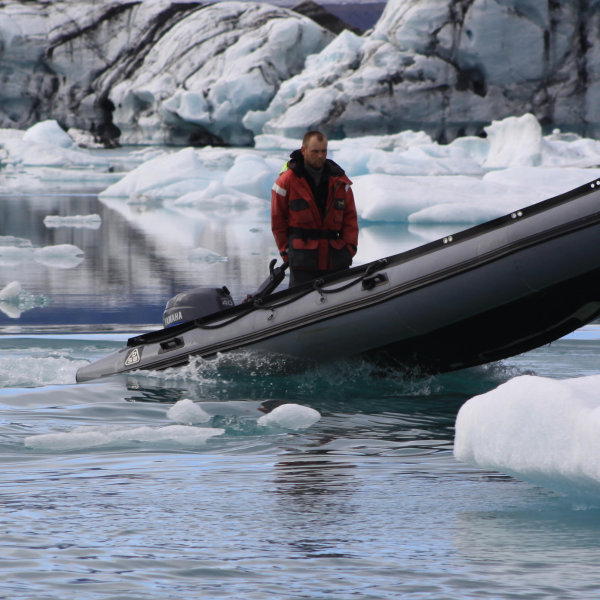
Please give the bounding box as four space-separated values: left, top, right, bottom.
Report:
1 184 600 598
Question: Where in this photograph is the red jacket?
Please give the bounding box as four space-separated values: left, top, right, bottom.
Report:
271 152 358 273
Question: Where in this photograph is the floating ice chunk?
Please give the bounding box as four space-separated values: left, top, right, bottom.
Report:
483 166 600 195
167 398 211 424
43 214 102 229
542 131 600 168
484 114 543 168
454 374 600 501
223 153 280 199
22 119 76 149
25 424 225 451
188 247 228 264
354 166 600 225
99 147 211 200
34 244 84 269
0 302 23 319
0 245 35 266
0 239 85 269
0 280 22 301
408 202 511 224
257 403 321 430
0 236 32 248
1 121 111 170
354 174 487 222
172 180 263 210
0 281 48 318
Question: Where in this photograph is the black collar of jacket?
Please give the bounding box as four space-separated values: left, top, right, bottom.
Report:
288 149 345 178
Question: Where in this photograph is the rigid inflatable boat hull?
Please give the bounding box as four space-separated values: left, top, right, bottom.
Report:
76 177 600 382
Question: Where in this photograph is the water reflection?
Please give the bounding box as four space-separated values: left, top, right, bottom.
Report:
454 499 600 594
0 193 275 327
0 191 450 330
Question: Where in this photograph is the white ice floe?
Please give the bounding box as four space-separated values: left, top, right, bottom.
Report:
0 281 24 318
222 152 281 199
257 403 321 430
33 244 84 269
454 374 600 501
98 147 210 200
0 120 111 169
25 424 224 451
22 119 76 149
0 280 49 318
92 113 600 228
171 180 264 210
43 214 102 229
0 280 22 301
167 398 212 425
0 239 84 269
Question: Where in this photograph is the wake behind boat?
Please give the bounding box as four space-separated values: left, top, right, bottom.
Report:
76 177 600 382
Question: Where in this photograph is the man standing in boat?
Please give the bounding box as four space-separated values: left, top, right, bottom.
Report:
271 130 359 287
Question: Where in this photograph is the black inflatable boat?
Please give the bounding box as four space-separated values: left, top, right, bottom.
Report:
76 177 600 382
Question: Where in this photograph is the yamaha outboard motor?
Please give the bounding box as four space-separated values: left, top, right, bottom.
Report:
162 286 234 327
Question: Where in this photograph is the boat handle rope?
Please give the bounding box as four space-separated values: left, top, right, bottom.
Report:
196 259 389 330
312 258 389 295
253 258 390 311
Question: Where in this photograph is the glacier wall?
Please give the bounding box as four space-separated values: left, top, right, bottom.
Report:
1 0 598 146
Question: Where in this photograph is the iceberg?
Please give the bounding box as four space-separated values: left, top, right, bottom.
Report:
1 1 599 145
109 1 333 146
0 120 111 169
454 374 600 503
95 113 600 228
98 147 211 201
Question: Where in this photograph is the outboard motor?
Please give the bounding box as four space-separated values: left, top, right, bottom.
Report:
162 286 234 327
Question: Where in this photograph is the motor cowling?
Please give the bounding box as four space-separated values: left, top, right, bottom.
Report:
162 286 234 327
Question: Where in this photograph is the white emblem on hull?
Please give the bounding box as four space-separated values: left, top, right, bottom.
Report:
124 347 142 366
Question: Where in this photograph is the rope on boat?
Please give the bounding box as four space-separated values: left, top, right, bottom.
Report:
253 258 390 310
197 259 389 329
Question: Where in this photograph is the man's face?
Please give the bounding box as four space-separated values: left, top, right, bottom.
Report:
301 136 328 169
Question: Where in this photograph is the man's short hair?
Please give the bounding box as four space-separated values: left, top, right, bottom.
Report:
302 130 327 146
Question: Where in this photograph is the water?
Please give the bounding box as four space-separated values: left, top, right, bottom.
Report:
1 182 600 598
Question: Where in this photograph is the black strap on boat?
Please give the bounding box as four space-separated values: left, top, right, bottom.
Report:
289 227 340 240
130 259 390 343
312 259 389 295
251 258 390 312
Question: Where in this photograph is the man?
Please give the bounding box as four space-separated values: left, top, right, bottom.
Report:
271 131 358 287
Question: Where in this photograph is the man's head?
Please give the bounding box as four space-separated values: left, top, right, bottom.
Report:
301 131 328 170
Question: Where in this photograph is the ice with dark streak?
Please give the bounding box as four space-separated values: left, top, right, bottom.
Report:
0 0 599 146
